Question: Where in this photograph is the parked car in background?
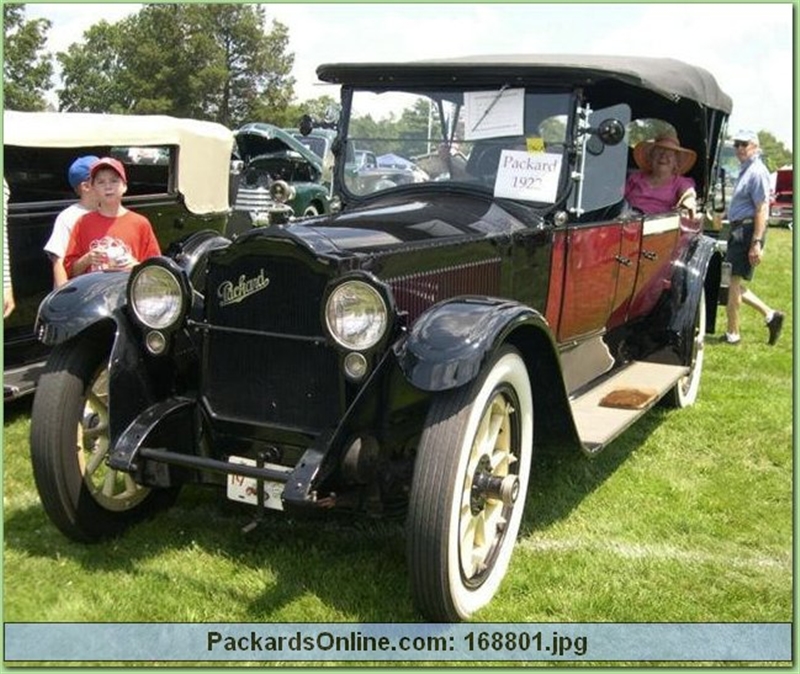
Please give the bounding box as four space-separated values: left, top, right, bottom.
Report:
2 111 234 400
285 126 336 185
769 166 793 229
345 147 429 193
29 55 729 622
718 141 740 189
232 123 332 228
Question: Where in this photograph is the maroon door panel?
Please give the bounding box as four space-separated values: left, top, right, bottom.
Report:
557 223 628 342
626 214 681 321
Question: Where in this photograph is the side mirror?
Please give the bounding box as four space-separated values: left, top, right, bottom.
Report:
595 118 625 146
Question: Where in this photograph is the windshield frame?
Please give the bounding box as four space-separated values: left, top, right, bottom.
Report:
334 85 578 208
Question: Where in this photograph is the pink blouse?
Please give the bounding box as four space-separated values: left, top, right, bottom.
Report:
625 172 695 214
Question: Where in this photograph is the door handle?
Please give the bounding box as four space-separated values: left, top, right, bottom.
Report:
641 250 658 261
615 255 632 267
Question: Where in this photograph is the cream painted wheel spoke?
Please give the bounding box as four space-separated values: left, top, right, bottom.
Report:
101 469 117 498
459 392 518 581
122 473 140 499
83 420 109 440
84 444 107 476
87 389 108 417
78 366 151 512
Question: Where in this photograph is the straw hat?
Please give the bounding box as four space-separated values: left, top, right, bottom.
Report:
633 134 697 175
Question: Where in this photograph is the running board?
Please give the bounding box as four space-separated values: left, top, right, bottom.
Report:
570 361 689 452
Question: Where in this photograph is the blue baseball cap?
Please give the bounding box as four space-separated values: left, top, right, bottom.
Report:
67 155 99 189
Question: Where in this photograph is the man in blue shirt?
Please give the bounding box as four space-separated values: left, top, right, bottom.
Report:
723 130 784 345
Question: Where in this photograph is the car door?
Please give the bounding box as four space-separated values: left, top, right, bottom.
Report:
556 103 633 341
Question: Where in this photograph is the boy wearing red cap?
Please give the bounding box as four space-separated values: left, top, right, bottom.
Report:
64 157 161 278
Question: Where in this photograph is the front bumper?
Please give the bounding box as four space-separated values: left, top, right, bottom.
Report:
107 395 328 511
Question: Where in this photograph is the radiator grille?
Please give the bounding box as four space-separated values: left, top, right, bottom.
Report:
204 331 340 429
206 254 327 335
234 186 274 213
202 252 338 429
386 258 502 322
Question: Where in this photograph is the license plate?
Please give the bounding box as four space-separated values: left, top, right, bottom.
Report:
226 456 292 511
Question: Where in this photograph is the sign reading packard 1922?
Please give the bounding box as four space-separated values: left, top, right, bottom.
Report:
494 150 562 202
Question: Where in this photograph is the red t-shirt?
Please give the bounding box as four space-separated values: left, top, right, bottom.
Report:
64 210 161 277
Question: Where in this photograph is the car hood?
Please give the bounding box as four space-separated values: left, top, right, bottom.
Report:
234 123 323 170
236 194 533 255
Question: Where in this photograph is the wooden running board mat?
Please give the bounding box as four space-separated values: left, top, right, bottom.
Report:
570 361 689 451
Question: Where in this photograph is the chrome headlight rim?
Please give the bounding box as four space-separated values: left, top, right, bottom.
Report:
324 277 391 352
127 258 190 333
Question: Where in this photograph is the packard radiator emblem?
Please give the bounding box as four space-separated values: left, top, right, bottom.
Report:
218 269 270 306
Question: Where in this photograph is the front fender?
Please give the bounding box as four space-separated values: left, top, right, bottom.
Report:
165 229 231 286
394 297 549 392
35 271 130 345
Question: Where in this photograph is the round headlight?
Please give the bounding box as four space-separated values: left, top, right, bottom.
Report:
130 265 185 330
325 280 388 350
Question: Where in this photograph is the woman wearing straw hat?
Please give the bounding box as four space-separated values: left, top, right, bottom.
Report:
625 133 697 216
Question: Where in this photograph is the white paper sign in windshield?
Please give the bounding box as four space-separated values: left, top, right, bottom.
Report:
494 150 562 203
464 88 524 141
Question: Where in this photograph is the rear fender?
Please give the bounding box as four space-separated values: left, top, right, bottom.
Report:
395 297 549 392
670 235 719 358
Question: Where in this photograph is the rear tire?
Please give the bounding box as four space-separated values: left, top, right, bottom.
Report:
407 346 533 621
30 334 179 542
666 292 706 408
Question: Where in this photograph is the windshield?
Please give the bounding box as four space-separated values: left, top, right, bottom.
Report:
339 88 573 203
292 134 328 160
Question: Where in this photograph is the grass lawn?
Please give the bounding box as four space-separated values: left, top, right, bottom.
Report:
2 228 793 658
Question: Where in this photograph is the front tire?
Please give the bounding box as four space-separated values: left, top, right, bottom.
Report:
30 333 179 542
407 346 533 621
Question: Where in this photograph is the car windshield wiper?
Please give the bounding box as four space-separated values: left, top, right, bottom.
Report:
471 84 509 134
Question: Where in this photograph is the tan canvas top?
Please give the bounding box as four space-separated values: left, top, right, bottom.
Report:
3 111 235 214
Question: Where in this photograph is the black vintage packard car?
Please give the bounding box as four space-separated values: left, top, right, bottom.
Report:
30 55 731 622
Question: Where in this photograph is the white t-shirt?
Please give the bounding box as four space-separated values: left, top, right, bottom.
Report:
44 203 93 259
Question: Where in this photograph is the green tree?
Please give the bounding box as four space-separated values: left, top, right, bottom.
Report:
3 4 53 111
119 4 216 118
277 95 340 130
192 5 295 127
57 3 295 126
626 118 677 146
57 20 132 113
757 131 792 173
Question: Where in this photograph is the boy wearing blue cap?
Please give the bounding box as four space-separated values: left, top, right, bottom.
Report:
43 155 99 287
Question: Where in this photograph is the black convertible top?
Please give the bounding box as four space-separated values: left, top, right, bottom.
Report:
317 54 732 114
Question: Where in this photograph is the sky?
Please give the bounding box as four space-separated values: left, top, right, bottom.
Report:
25 2 795 150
